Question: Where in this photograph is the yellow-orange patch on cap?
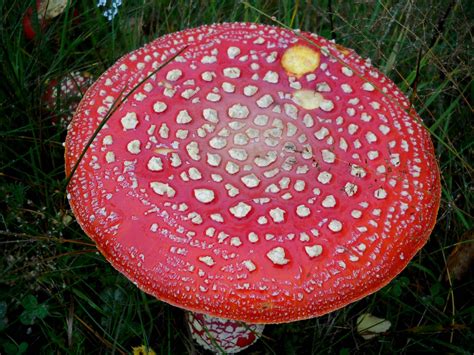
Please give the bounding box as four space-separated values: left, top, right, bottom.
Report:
334 43 351 56
281 45 320 77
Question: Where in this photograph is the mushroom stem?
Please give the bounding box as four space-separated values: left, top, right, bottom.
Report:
186 311 265 354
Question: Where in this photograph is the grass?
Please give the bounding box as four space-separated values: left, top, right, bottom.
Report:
0 0 472 353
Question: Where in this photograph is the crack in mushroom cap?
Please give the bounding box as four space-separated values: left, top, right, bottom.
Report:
65 22 441 324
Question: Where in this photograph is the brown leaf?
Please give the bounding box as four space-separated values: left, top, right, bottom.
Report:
445 230 474 281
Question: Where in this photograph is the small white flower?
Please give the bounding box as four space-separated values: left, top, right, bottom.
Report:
96 0 122 21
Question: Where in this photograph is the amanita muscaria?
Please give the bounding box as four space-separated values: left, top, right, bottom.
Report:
23 0 69 40
43 71 94 127
65 23 441 353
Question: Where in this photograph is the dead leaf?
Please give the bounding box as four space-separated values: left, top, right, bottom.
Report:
38 0 69 20
445 230 474 281
356 313 391 340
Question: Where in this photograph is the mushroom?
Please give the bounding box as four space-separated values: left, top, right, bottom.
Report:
43 71 94 127
65 23 441 352
187 312 265 353
23 0 69 40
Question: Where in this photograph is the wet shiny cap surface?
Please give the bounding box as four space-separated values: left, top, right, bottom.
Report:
65 22 441 323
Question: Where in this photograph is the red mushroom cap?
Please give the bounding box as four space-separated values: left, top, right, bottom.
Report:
65 23 441 324
43 71 94 127
23 1 44 40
